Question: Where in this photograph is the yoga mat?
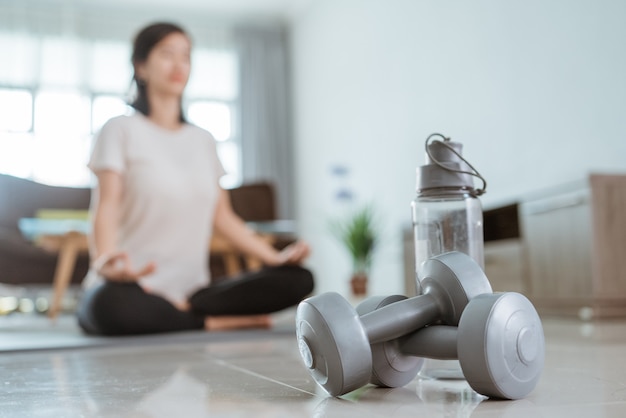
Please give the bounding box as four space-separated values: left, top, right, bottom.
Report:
0 312 296 353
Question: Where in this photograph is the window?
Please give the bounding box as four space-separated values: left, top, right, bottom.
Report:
0 89 32 132
0 32 240 188
186 49 240 188
92 96 132 133
34 90 91 135
187 100 240 187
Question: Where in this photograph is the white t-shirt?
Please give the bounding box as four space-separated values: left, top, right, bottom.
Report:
84 112 226 305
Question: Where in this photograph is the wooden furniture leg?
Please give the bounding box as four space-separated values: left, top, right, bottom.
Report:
244 235 276 272
210 233 276 277
48 232 82 320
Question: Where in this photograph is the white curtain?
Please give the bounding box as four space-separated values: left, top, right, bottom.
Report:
235 26 294 219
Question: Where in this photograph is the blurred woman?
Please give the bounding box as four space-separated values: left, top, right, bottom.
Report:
77 22 313 336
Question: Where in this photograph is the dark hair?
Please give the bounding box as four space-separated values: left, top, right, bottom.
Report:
130 22 189 122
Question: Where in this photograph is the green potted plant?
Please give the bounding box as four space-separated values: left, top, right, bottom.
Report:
331 205 378 296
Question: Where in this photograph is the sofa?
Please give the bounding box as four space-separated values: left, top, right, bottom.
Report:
0 174 291 287
0 174 91 286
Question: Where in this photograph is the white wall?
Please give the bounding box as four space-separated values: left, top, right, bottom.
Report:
290 0 626 297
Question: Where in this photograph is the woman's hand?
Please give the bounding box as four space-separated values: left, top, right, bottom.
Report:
213 189 312 268
93 251 156 282
273 240 311 266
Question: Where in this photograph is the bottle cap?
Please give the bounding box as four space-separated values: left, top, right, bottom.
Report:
416 136 476 192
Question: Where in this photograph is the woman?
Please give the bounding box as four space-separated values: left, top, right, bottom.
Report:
77 22 314 336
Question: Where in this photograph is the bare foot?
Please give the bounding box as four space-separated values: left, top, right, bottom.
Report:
174 300 191 312
205 315 273 331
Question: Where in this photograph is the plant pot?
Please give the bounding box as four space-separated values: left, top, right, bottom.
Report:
350 273 368 296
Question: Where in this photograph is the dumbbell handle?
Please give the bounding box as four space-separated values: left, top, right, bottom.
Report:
360 295 441 344
399 325 458 359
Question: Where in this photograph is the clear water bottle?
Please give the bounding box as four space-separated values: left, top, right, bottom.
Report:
411 133 487 380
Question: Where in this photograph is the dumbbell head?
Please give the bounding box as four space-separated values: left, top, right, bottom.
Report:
457 292 544 400
356 295 425 388
419 251 493 325
370 293 545 399
296 292 372 396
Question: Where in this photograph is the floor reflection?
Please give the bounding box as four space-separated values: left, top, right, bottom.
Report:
309 380 486 417
2 317 626 417
133 367 209 417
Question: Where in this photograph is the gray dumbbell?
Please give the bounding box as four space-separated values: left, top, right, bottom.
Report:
295 251 492 396
358 292 545 400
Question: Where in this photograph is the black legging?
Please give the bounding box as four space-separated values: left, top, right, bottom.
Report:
76 265 314 336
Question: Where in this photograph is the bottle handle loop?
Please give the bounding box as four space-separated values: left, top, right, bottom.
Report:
425 133 487 196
